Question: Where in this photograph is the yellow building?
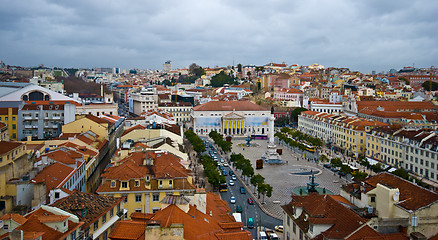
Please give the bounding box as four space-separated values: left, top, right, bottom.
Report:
341 173 438 238
62 115 111 141
0 141 31 215
96 151 195 216
0 107 18 140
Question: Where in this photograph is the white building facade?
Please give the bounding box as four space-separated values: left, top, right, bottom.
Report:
191 101 272 136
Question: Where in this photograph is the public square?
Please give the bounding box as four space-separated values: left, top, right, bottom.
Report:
230 138 351 218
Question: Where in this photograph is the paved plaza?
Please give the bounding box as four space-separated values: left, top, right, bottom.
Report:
230 138 351 219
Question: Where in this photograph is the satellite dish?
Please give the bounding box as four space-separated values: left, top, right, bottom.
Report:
393 191 400 202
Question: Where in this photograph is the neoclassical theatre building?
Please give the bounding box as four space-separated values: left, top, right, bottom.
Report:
191 101 272 136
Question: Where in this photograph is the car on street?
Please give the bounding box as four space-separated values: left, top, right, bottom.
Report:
338 171 346 176
220 158 225 163
230 196 236 204
223 170 227 176
247 198 254 205
219 165 224 170
323 164 331 169
240 187 246 194
231 175 237 180
274 225 284 232
229 170 233 175
229 180 234 186
236 205 242 213
223 162 228 167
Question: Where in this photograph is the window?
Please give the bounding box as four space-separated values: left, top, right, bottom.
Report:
371 196 375 202
55 192 60 199
135 208 142 212
293 222 296 233
169 180 172 188
153 193 159 202
152 208 160 213
122 194 128 203
121 181 128 188
135 194 142 202
3 224 8 230
102 214 106 224
159 180 163 188
135 180 140 187
111 181 116 188
146 175 150 182
94 221 98 231
110 208 114 218
287 215 290 226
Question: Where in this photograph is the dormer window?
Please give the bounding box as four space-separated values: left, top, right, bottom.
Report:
169 180 173 188
135 180 140 187
111 181 116 188
146 175 150 182
121 181 128 189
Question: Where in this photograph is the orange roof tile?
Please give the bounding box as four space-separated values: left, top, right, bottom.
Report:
0 141 24 155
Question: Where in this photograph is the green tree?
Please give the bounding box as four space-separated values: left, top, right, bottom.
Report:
241 163 254 184
258 183 268 203
237 64 242 73
189 63 205 77
265 184 273 199
392 168 410 180
330 158 343 168
290 107 308 123
352 171 368 180
210 71 236 88
250 174 265 193
422 80 438 91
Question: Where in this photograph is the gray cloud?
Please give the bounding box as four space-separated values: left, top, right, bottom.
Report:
0 0 437 73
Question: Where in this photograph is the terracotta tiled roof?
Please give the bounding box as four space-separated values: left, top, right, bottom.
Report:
109 221 146 240
52 191 124 228
0 213 27 225
38 215 70 223
0 141 23 155
31 162 74 194
361 173 438 211
12 208 84 240
282 194 367 239
346 224 408 239
122 125 146 136
193 100 268 112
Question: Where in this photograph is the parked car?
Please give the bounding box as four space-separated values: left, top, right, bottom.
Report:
323 164 331 169
338 171 346 176
274 225 284 232
223 170 227 176
229 170 233 175
230 196 236 204
240 187 246 194
223 162 228 167
229 180 234 186
232 175 237 180
247 198 254 205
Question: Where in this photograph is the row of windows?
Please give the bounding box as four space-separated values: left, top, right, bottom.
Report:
0 116 16 121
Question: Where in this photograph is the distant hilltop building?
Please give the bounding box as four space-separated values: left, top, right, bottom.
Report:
163 60 172 72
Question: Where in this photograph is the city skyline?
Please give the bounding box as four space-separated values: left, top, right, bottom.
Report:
1 0 437 73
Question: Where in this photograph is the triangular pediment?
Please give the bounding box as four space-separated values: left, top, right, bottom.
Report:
223 112 244 119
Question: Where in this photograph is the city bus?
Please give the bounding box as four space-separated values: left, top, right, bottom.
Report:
303 143 315 152
251 134 268 140
219 183 228 192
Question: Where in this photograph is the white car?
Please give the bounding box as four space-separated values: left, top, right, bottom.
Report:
230 196 236 204
229 180 234 186
223 162 228 167
231 175 237 180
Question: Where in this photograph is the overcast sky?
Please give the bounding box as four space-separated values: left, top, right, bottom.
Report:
1 0 437 73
